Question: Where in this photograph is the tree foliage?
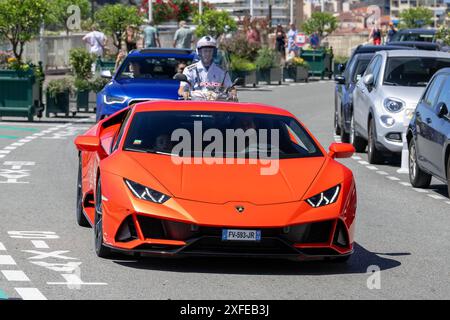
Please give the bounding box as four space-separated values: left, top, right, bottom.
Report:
95 4 143 52
301 12 338 40
399 7 434 28
0 0 53 62
193 10 237 38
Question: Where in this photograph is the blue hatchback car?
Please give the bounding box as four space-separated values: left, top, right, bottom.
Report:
96 48 196 121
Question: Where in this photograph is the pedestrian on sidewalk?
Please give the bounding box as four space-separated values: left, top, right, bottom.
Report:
143 20 161 48
173 21 193 49
82 24 107 74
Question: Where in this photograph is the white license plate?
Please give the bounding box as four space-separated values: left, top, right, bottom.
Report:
222 229 261 241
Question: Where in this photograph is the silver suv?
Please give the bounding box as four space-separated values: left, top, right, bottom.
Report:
352 50 450 164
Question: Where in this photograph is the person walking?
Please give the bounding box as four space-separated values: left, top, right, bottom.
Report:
386 22 398 43
82 24 107 74
368 22 382 45
246 19 261 46
143 20 161 48
275 24 287 62
123 25 138 52
287 22 298 55
173 21 194 49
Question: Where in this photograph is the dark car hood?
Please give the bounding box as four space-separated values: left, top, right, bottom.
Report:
111 79 180 100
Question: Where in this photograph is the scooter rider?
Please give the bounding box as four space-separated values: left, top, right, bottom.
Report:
178 36 235 100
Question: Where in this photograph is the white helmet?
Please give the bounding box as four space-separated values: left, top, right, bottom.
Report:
196 36 217 51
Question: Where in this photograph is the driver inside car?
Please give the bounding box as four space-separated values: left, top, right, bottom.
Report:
178 36 235 100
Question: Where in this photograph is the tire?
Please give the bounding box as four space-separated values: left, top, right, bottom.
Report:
94 176 111 258
367 118 384 164
331 254 351 263
341 113 350 143
350 115 367 152
334 106 341 135
408 139 431 188
446 156 450 198
76 156 90 227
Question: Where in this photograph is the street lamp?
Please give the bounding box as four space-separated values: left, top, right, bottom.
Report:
199 0 202 16
149 0 153 22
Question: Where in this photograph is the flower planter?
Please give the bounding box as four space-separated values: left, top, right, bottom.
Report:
231 70 257 87
0 69 42 121
284 66 309 82
257 67 282 85
76 90 90 112
46 91 70 117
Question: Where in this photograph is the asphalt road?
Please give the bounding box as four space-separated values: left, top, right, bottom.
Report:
0 80 449 300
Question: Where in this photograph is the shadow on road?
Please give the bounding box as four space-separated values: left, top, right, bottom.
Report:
111 243 404 276
428 184 449 198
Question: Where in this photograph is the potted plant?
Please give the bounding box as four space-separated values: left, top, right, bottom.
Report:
46 78 74 117
230 55 257 87
285 57 309 82
69 48 95 112
255 48 281 85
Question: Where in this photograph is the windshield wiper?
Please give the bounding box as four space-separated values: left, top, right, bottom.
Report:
383 81 398 86
123 147 154 153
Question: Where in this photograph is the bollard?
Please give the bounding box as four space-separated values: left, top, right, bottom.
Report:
397 108 415 174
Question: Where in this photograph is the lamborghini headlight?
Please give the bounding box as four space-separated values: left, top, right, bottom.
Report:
306 185 340 208
124 179 170 204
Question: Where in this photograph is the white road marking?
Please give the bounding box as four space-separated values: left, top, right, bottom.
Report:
446 201 450 205
23 250 77 260
0 150 11 154
18 139 31 143
0 243 6 251
352 156 362 160
11 143 24 147
47 274 107 286
0 255 16 265
31 261 82 273
1 270 30 282
358 160 369 165
15 288 47 300
31 240 49 249
366 165 378 170
399 182 412 187
428 194 446 200
8 231 59 239
33 133 44 136
376 171 388 175
387 176 400 181
4 146 16 150
25 136 37 140
0 155 5 158
41 130 52 134
412 188 429 193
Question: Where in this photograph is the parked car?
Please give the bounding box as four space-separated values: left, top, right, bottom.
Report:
407 68 450 197
387 41 441 51
389 28 437 43
352 50 450 163
334 45 413 142
96 48 196 121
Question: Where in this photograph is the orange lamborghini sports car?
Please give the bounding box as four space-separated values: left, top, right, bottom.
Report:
74 101 357 261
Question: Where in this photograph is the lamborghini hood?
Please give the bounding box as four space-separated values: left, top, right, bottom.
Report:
125 153 326 205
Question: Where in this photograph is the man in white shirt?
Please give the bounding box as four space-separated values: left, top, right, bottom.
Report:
178 36 233 99
83 24 107 74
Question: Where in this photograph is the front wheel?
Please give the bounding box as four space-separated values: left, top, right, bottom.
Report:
447 157 450 198
351 115 367 152
334 107 341 135
76 156 90 227
367 118 384 164
408 139 431 188
94 177 111 258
